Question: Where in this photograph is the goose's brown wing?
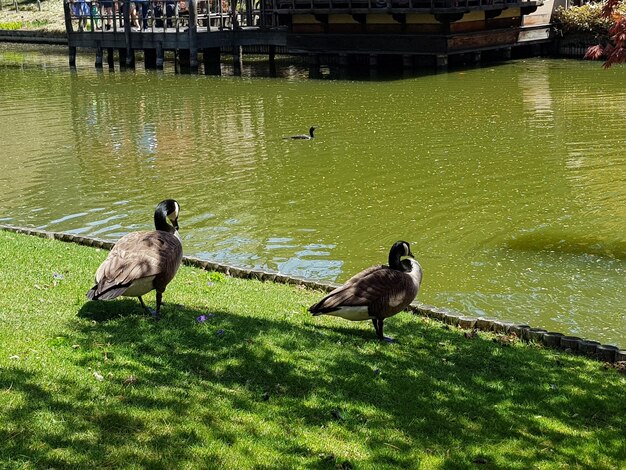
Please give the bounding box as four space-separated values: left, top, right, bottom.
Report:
309 266 413 314
87 231 182 299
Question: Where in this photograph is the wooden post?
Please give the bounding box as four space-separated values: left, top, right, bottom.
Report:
308 53 320 79
203 47 221 75
436 54 448 71
245 0 252 26
269 44 276 64
126 49 135 68
63 0 74 33
123 0 133 67
188 0 198 71
156 42 164 69
144 48 157 69
178 48 190 70
368 53 377 68
402 54 413 69
95 43 103 68
233 45 242 75
231 0 239 29
502 47 512 60
339 53 348 67
107 48 115 68
69 46 77 67
269 44 276 77
118 47 127 68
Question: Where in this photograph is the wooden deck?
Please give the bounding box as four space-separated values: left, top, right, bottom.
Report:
64 0 553 71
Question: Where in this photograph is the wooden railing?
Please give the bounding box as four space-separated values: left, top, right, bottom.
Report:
63 0 261 33
64 0 540 33
271 0 538 10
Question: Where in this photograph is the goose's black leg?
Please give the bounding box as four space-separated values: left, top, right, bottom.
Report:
372 319 380 338
138 296 157 316
378 319 395 343
154 291 163 317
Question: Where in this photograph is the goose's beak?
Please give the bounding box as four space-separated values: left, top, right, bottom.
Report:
173 219 179 231
407 250 415 259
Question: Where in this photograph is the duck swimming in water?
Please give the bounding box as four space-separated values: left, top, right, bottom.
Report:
287 126 317 140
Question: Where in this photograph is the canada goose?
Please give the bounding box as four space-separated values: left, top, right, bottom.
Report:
309 241 422 342
287 126 317 140
86 199 183 317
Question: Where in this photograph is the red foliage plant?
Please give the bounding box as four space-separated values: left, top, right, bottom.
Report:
584 0 626 67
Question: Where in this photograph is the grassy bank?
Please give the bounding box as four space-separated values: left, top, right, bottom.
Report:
0 0 65 32
0 230 625 469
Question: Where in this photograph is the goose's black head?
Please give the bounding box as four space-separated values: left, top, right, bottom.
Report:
389 240 414 270
309 126 317 138
154 199 180 233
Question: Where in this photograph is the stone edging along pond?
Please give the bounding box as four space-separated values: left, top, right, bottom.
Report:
2 224 625 363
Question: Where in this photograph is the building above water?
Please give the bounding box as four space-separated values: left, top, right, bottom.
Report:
63 0 562 70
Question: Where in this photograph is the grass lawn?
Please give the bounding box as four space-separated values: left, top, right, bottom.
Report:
0 229 625 469
0 0 65 32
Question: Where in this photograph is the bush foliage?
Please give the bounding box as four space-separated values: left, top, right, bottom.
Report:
553 1 626 37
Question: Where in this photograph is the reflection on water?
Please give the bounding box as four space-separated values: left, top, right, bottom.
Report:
1 45 625 346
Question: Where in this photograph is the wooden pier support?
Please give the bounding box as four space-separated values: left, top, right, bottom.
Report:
187 0 198 71
144 48 157 70
156 43 164 69
178 49 189 70
125 49 135 68
339 53 348 68
123 0 132 68
436 54 448 71
233 45 243 76
308 53 320 79
402 54 413 69
95 44 103 69
107 48 115 69
69 46 76 67
269 45 276 65
203 47 221 75
368 53 378 68
268 44 276 77
502 47 512 60
118 48 126 68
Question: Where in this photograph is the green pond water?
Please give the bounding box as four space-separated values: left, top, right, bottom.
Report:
0 44 624 346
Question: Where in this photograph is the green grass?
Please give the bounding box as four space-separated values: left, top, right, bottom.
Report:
1 230 625 469
0 19 49 29
0 21 24 30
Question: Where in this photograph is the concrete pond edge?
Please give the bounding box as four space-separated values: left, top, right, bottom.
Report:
2 224 624 363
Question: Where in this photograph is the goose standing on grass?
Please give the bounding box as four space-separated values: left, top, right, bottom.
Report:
309 241 422 342
286 126 317 140
86 199 183 318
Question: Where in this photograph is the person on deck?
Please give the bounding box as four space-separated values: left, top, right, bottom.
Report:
100 0 114 30
73 0 91 31
135 0 150 29
166 0 177 27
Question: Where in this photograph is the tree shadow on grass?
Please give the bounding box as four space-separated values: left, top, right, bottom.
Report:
2 299 625 468
77 298 157 322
